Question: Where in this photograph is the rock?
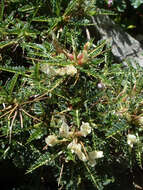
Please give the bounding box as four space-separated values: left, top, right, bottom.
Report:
91 15 143 67
135 34 143 44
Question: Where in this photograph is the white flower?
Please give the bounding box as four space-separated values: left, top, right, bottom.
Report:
55 65 77 76
88 151 104 160
67 139 82 153
67 139 87 162
80 122 91 137
138 117 143 125
40 64 57 76
55 67 67 76
59 121 69 137
127 134 138 148
41 64 77 76
76 151 87 162
45 135 58 146
88 151 103 167
65 65 77 76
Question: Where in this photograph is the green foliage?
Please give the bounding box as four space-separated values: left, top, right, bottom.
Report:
130 0 143 8
0 0 143 189
98 0 143 10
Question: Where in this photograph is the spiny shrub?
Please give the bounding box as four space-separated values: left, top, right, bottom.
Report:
0 0 143 189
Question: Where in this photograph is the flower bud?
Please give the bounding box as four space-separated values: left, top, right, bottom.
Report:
77 53 83 65
59 121 69 138
67 53 74 61
77 50 88 65
45 135 58 147
107 0 113 7
84 42 90 51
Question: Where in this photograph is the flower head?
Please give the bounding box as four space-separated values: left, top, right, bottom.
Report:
80 122 91 137
127 134 138 148
65 65 77 76
45 135 58 147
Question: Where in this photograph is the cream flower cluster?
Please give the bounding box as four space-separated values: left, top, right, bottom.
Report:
56 65 77 76
45 121 103 166
67 139 104 166
127 134 138 148
41 64 77 76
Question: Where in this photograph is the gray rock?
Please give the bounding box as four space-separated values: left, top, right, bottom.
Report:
91 15 143 67
135 34 143 43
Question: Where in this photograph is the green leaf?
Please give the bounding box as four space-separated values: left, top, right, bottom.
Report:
0 40 17 49
27 151 63 173
130 0 143 8
18 5 35 12
106 121 129 138
0 65 28 76
91 58 105 66
89 40 106 57
0 0 4 21
26 123 43 144
21 42 46 52
7 73 19 95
